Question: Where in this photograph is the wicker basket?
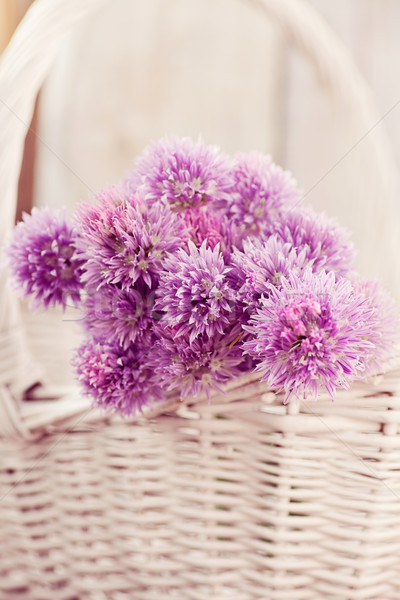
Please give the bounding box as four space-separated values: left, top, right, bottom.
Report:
1 1 400 599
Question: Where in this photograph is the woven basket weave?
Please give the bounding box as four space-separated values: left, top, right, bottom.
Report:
1 1 400 599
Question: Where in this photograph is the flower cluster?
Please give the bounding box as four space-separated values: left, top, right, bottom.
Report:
7 136 399 414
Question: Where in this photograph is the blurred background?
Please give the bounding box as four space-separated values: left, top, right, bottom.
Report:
2 0 399 234
1 4 397 184
1 0 400 384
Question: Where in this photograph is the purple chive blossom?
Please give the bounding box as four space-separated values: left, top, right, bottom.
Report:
182 207 242 259
127 136 234 211
82 281 155 350
156 241 237 343
7 207 84 309
152 323 245 399
352 278 400 374
231 235 310 312
243 269 376 403
73 339 161 415
269 206 355 276
75 188 185 291
9 134 391 418
214 151 300 236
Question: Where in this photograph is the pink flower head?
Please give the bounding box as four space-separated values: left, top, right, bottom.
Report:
73 339 162 416
152 323 245 399
82 281 155 350
7 207 84 309
269 206 355 277
127 136 234 211
214 151 300 236
156 241 237 343
75 187 185 291
231 235 310 312
243 269 377 402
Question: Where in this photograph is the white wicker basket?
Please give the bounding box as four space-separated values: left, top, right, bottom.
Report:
1 1 400 599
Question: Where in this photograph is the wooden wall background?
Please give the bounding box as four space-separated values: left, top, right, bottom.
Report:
2 0 400 280
3 0 399 238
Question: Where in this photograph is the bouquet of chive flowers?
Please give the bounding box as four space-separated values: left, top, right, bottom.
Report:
7 137 400 416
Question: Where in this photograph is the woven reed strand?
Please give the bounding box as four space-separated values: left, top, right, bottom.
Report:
0 371 400 600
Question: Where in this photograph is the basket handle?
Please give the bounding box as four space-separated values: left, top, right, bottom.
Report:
0 0 107 438
0 0 398 438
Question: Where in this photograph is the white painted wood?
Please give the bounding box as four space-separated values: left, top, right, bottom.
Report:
34 0 285 211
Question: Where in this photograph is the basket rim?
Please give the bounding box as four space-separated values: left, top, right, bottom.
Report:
2 362 396 441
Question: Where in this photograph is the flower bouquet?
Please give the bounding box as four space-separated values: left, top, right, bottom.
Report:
7 137 399 416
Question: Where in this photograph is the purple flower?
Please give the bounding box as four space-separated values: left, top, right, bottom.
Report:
75 188 185 291
73 339 161 415
152 323 245 399
82 281 155 350
7 207 84 309
156 241 237 343
243 270 376 402
269 206 355 276
352 277 400 374
127 136 234 210
231 235 310 312
214 152 300 236
182 207 242 260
